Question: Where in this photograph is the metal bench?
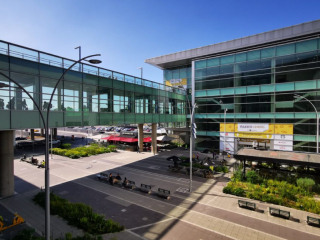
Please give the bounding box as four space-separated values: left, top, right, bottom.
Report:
269 207 290 219
158 188 170 199
307 216 320 226
238 200 256 210
97 173 108 181
124 180 136 189
140 184 152 194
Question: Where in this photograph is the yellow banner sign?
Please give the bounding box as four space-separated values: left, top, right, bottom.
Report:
234 132 273 139
220 123 235 132
220 123 293 135
274 124 293 135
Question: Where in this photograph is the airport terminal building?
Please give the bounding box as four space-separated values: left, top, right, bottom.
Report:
146 19 320 153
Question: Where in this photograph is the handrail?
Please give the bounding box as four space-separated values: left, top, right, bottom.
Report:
0 41 186 95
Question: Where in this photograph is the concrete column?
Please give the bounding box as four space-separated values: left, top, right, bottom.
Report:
40 129 44 137
151 123 157 155
53 128 57 140
30 129 35 141
138 124 144 151
0 130 14 197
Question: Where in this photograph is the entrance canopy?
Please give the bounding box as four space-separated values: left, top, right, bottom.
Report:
235 148 320 168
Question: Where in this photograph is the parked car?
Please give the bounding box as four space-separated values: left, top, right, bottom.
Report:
166 156 181 161
16 141 33 148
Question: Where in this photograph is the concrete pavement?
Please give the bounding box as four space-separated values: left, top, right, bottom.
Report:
1 148 320 239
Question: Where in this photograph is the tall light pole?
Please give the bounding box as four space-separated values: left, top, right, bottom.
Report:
178 85 196 192
294 94 319 153
137 67 143 79
218 100 228 159
0 53 102 240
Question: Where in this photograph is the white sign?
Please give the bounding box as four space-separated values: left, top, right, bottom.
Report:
220 132 235 137
274 140 293 146
274 145 293 151
220 136 234 142
274 134 293 140
220 142 234 154
237 123 269 133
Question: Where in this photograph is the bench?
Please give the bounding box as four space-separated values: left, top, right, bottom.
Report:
97 173 108 181
124 180 136 189
238 200 256 210
140 184 152 194
269 207 290 219
158 188 170 199
307 216 320 226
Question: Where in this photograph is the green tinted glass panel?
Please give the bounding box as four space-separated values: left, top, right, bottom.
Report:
10 57 39 75
206 89 220 96
100 113 113 125
235 113 246 118
125 82 134 91
261 47 275 58
247 50 260 61
247 113 259 118
124 113 135 124
295 112 316 118
83 112 99 126
152 114 159 123
145 114 152 123
294 135 316 141
220 55 234 65
235 53 246 63
275 113 294 118
235 87 246 94
113 113 124 125
295 80 316 90
11 111 41 128
260 84 274 93
275 83 294 91
195 90 206 97
247 86 260 93
159 115 166 122
207 58 220 67
113 80 124 90
99 77 112 87
135 114 144 123
260 113 274 118
83 73 98 85
0 110 10 129
220 88 234 95
65 111 82 126
135 85 144 93
64 70 82 82
40 64 63 79
195 60 206 69
0 55 9 69
276 43 295 56
296 39 318 53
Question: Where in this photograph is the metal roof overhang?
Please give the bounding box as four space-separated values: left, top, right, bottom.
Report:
145 19 320 70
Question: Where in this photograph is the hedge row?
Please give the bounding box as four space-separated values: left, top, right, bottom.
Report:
50 144 116 159
33 192 124 234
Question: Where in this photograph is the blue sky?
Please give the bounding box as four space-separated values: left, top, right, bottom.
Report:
0 0 320 83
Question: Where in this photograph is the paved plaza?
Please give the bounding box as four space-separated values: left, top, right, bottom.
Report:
1 148 320 240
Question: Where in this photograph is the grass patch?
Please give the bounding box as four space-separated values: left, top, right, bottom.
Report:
33 192 124 234
50 144 116 159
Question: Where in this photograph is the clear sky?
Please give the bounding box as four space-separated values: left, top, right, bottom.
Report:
0 0 320 84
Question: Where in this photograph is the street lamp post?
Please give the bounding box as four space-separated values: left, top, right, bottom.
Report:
0 53 101 240
137 67 143 79
218 100 228 160
294 94 319 153
178 85 196 192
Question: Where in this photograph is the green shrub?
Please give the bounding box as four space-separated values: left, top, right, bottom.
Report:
214 166 229 173
232 169 244 182
223 186 233 194
297 178 315 193
33 192 124 234
107 145 117 152
61 143 72 149
246 171 259 184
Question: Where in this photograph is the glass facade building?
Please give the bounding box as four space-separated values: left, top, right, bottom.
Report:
0 40 186 130
146 20 320 153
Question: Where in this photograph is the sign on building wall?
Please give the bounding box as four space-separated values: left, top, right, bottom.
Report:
165 78 187 88
219 123 294 152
